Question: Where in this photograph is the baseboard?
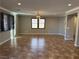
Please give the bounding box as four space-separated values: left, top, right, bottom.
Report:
64 37 74 40
19 33 65 36
58 33 65 36
74 44 79 47
0 39 10 45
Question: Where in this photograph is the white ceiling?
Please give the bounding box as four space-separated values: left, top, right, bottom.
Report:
0 0 79 16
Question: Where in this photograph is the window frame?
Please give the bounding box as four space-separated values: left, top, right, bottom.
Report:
31 18 46 29
31 18 38 29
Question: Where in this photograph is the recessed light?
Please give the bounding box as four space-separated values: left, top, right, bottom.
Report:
68 4 72 6
18 3 21 5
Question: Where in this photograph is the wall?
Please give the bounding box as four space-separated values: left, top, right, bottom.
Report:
17 15 65 35
58 17 65 35
75 13 79 46
0 31 10 44
16 15 19 35
76 21 79 45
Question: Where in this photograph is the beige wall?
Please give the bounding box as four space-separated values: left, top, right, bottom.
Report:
0 31 10 44
76 17 79 45
14 15 19 36
58 17 65 35
17 15 65 35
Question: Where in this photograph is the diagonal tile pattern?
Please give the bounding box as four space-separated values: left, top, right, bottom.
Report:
0 35 79 59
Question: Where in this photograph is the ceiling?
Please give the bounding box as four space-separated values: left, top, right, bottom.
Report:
0 0 79 16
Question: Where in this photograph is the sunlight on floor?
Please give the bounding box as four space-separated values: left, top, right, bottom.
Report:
31 37 45 52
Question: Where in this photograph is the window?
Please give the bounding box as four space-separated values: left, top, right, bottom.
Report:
32 19 38 28
39 19 45 28
32 18 45 28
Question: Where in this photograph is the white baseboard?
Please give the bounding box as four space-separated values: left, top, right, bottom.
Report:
74 44 79 47
58 33 65 36
19 33 65 36
0 39 10 45
64 37 73 40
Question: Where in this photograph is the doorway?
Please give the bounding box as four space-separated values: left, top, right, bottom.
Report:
66 13 77 41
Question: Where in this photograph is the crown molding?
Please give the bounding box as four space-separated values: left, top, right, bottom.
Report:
66 7 79 14
0 6 16 15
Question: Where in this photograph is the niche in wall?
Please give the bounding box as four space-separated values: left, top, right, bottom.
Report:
0 13 1 31
8 14 14 30
0 12 14 32
67 13 78 40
